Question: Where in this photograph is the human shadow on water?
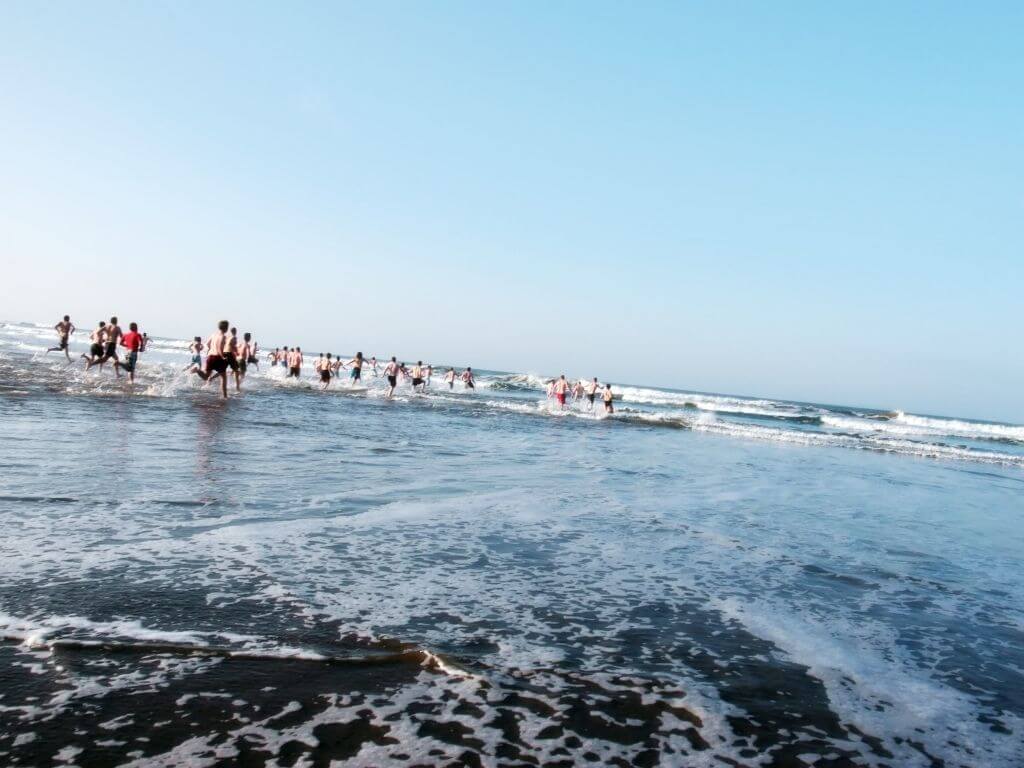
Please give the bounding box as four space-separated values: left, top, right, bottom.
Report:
192 399 230 498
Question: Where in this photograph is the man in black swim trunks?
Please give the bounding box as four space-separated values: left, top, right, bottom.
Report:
288 347 303 378
82 321 107 369
586 377 599 410
318 353 333 389
192 320 231 398
98 316 123 376
235 330 254 389
411 361 425 392
603 384 615 414
383 356 399 398
47 315 75 360
245 333 258 370
223 327 242 391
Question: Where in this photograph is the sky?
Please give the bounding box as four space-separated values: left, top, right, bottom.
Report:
1 2 1021 421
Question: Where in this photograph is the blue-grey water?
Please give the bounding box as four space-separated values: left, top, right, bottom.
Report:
1 320 1022 767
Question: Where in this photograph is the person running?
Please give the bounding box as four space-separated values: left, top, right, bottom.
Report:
192 320 231 398
236 331 253 387
383 356 400 398
82 321 107 368
246 335 259 370
288 347 303 378
97 316 123 374
317 353 333 389
553 375 571 409
346 352 365 385
603 384 614 414
330 354 345 377
572 379 585 403
369 356 379 377
185 336 204 372
224 327 242 392
411 361 425 393
445 368 456 390
586 377 600 410
462 367 475 390
47 315 76 360
114 322 145 383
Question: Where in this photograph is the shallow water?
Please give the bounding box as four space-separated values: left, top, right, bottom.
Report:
1 321 1022 766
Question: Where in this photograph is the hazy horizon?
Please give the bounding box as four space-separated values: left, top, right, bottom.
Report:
2 3 1021 422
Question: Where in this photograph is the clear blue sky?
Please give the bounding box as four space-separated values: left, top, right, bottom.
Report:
2 3 1021 421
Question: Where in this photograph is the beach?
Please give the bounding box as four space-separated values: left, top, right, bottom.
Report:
1 320 1022 767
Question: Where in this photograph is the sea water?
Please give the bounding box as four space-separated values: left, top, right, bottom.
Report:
0 321 1021 766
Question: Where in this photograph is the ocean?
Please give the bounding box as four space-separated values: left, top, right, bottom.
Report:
1 320 1021 767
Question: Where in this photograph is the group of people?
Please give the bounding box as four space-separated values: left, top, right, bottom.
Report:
45 316 616 412
188 321 259 397
377 359 477 398
46 315 148 383
187 322 480 400
266 346 479 399
548 374 615 413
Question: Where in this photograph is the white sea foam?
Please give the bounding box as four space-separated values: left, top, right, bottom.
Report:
714 596 1024 767
695 418 1024 466
823 412 1024 444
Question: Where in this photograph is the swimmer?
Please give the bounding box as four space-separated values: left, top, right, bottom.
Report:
383 356 400 398
425 364 433 387
288 347 303 378
98 316 123 375
192 320 231 399
236 331 253 388
369 356 379 377
269 348 280 366
246 335 259 369
603 383 614 414
462 366 475 390
113 322 144 383
82 321 107 368
225 327 241 392
553 374 571 409
411 361 425 393
572 379 585 402
586 377 600 410
318 353 333 389
185 336 203 372
346 352 365 384
47 315 76 360
445 368 456 389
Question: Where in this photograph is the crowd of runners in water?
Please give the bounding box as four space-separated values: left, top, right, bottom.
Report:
44 315 616 412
